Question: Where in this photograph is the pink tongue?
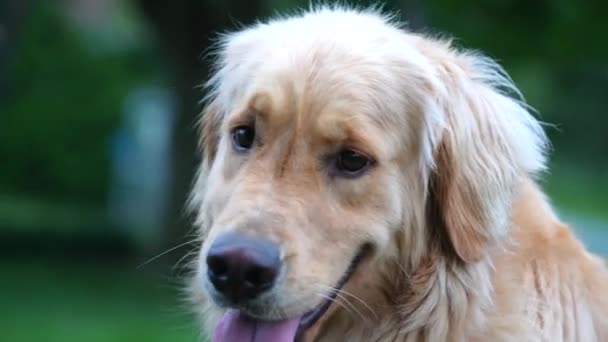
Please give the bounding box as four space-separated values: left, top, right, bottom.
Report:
212 309 301 342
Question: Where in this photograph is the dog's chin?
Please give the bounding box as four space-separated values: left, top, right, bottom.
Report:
208 244 372 342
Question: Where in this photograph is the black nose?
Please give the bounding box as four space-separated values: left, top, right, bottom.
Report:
206 233 281 304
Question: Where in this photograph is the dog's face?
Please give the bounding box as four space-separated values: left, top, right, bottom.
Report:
190 7 547 341
199 46 414 319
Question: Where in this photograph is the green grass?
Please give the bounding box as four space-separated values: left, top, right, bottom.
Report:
0 261 201 342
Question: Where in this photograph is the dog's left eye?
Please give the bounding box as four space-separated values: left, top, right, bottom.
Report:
231 125 255 151
334 149 373 177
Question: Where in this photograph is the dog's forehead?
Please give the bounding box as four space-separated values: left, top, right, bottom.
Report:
223 58 404 160
245 83 381 146
215 11 432 157
220 16 408 118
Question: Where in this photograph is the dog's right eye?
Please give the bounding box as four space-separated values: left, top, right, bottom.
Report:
231 125 255 151
332 149 373 178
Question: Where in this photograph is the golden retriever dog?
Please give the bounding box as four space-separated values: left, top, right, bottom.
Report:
188 6 608 342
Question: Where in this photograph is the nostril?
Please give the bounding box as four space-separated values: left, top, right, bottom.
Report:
205 233 281 303
245 265 277 290
207 255 228 277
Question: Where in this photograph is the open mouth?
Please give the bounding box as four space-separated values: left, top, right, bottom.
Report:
212 244 372 342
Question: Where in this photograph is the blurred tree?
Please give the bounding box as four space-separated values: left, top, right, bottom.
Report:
0 2 140 203
0 0 29 97
135 0 268 253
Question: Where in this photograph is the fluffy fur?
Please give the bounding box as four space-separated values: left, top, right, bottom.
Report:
189 6 608 341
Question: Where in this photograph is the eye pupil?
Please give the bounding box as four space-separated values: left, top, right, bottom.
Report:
232 126 255 150
336 150 371 175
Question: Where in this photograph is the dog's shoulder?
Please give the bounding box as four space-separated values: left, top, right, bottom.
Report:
488 178 608 340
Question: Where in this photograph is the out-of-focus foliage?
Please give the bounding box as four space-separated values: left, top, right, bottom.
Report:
425 0 608 168
0 2 157 204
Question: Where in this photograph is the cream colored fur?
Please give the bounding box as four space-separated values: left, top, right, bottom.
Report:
189 6 608 342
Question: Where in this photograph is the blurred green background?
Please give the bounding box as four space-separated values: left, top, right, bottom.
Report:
0 0 606 341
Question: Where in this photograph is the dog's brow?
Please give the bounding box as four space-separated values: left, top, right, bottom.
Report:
226 109 254 129
250 93 272 114
316 113 379 156
246 90 296 130
316 113 349 143
224 92 281 129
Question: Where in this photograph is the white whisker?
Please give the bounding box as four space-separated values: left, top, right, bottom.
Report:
172 249 199 272
331 290 369 322
313 284 374 322
137 239 200 269
314 292 358 319
332 287 378 320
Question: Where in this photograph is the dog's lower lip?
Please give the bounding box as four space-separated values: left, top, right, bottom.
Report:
294 244 372 341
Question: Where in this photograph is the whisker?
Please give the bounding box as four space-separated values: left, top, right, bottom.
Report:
331 287 378 320
313 284 372 322
172 249 199 273
392 258 409 277
314 292 357 319
137 239 200 269
331 290 368 322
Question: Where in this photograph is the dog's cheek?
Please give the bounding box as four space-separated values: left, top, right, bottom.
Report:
361 174 405 248
207 188 231 225
278 227 351 305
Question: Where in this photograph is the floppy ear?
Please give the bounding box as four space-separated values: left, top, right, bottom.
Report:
188 99 223 226
426 55 547 263
199 99 223 167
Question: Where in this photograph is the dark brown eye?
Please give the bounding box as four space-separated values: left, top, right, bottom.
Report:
334 149 372 177
232 125 255 151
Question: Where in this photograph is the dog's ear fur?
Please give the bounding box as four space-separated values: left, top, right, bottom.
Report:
199 99 222 167
426 53 547 263
188 99 223 226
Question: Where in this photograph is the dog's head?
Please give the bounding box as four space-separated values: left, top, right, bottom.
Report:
190 7 547 342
